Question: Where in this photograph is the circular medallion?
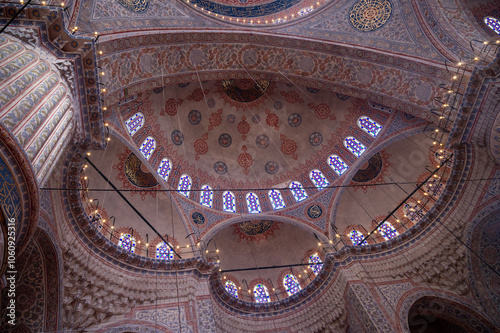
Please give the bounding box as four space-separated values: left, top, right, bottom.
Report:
288 113 302 127
336 93 351 100
219 133 232 148
256 134 270 148
352 152 383 182
307 204 323 219
274 101 283 110
349 0 392 32
207 98 216 108
188 110 202 125
171 130 184 145
214 161 228 175
309 132 323 146
252 115 261 124
227 114 236 124
265 161 279 174
307 87 320 93
192 212 205 225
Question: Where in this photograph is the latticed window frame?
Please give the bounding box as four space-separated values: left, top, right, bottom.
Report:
377 222 399 240
118 234 136 253
357 116 382 138
225 280 239 298
177 174 192 198
289 181 308 202
309 253 323 275
344 136 366 158
139 136 156 160
222 191 236 213
157 158 172 182
268 189 286 210
349 230 367 246
200 184 214 208
283 274 301 296
125 112 145 137
327 154 349 176
156 242 173 260
253 284 270 303
246 192 262 214
309 169 330 190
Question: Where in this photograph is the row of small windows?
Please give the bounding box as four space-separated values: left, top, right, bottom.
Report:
224 253 323 301
125 113 382 213
118 234 173 259
348 221 400 246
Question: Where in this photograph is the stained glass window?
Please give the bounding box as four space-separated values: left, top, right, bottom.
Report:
344 136 366 158
156 242 173 260
125 112 144 136
223 191 236 213
283 274 301 296
328 155 349 176
424 177 444 198
268 189 286 210
139 136 156 160
157 158 172 182
200 184 213 208
253 284 270 303
485 17 500 35
403 202 425 222
118 234 136 253
309 253 323 275
378 222 399 240
177 174 192 198
309 169 330 190
289 181 308 202
349 230 367 246
225 280 238 298
357 116 382 138
246 192 261 214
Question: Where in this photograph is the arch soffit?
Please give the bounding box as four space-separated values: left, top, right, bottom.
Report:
99 32 450 121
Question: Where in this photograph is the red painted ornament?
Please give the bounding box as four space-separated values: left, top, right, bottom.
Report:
238 115 250 140
187 88 209 102
280 90 304 104
308 103 336 120
160 98 183 116
280 134 298 160
208 109 223 131
237 145 253 175
194 133 209 160
265 109 279 130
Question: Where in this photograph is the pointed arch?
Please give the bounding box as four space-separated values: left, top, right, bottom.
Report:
327 154 349 176
283 274 301 296
253 284 270 303
289 181 308 202
155 242 173 260
308 253 323 275
177 174 192 198
349 230 367 246
309 169 330 189
377 222 399 240
268 189 286 210
222 191 236 213
200 184 213 208
344 136 366 158
139 136 156 160
118 234 136 253
225 280 239 298
125 112 145 136
246 192 261 213
357 116 382 137
157 158 172 182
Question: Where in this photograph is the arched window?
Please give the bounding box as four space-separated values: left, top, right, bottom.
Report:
246 192 261 214
349 230 367 246
344 136 366 158
424 176 444 198
225 280 238 298
283 274 301 296
357 116 382 137
289 181 308 202
222 191 236 213
200 184 213 208
253 284 270 303
157 158 172 182
309 169 330 190
403 202 425 222
377 222 399 240
484 16 500 35
177 174 192 198
118 234 136 253
139 136 156 160
125 112 144 136
309 253 323 275
268 189 286 210
327 155 349 176
156 242 173 260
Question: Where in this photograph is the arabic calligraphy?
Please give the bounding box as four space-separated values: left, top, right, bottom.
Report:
116 0 150 13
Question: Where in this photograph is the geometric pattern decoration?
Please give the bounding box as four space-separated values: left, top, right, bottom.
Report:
118 234 136 253
344 136 366 158
225 280 238 298
223 191 236 213
200 184 214 208
268 189 286 210
156 242 173 260
157 158 172 182
246 192 262 214
125 112 145 136
328 154 349 176
253 284 270 303
139 136 156 160
116 0 149 13
484 16 500 35
309 253 323 275
177 174 192 198
357 116 382 138
309 169 330 190
349 230 367 246
377 222 399 240
289 181 308 202
283 274 301 296
403 202 425 222
349 0 392 32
